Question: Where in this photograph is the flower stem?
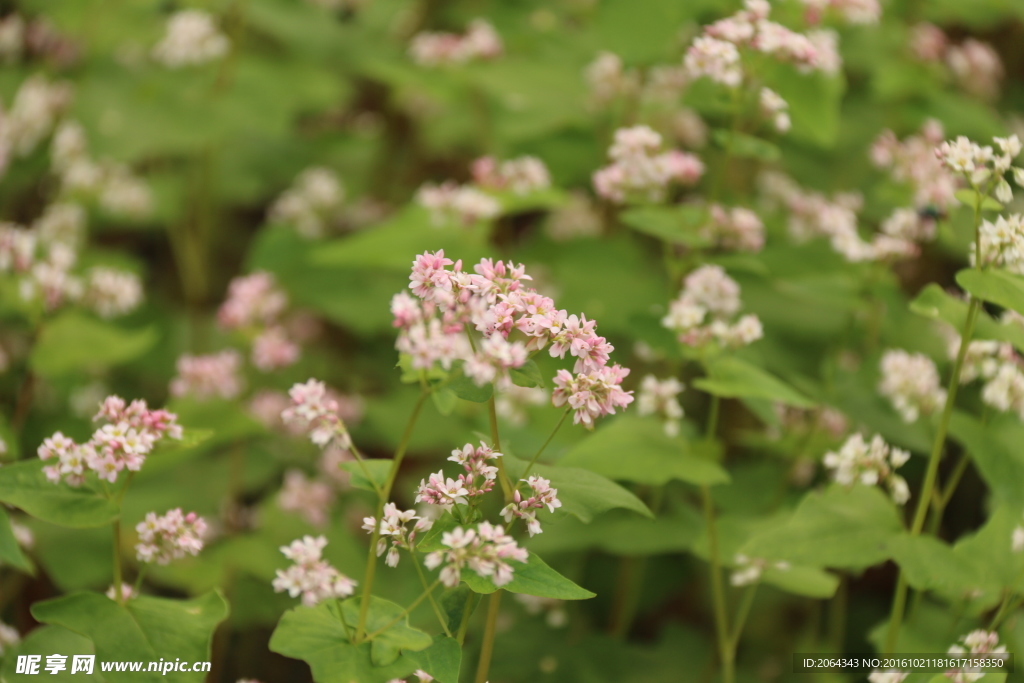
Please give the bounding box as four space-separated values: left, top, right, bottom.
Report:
456 594 475 646
729 584 758 651
364 579 442 641
414 557 453 638
702 484 733 683
520 408 571 480
112 519 124 605
356 390 429 643
473 590 503 683
487 396 514 500
884 295 981 653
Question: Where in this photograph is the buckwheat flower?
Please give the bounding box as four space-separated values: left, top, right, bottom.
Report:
823 433 911 504
424 522 528 588
269 167 345 238
99 165 152 218
703 205 766 252
801 0 881 25
684 36 742 87
152 10 229 68
10 520 32 549
362 503 432 568
501 476 562 536
219 271 288 330
946 39 1003 101
0 14 24 62
637 375 685 437
0 621 20 655
759 88 790 133
83 267 143 318
169 350 244 401
946 630 1007 683
594 126 704 203
878 349 947 423
949 339 1010 384
516 594 569 628
471 156 551 195
731 554 789 586
135 508 207 565
251 326 300 371
465 334 529 386
545 191 602 241
584 51 639 104
910 22 946 62
494 380 547 426
552 364 633 429
279 469 335 528
4 75 71 158
1012 519 1024 552
980 362 1024 420
409 19 502 67
417 182 501 226
973 214 1024 273
397 318 472 371
105 583 136 601
33 202 85 247
868 671 907 683
273 535 357 606
282 379 353 450
881 208 936 243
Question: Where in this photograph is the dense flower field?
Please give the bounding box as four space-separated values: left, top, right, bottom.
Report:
1 0 1024 682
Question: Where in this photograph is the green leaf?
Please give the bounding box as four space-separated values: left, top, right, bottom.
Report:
269 598 431 683
30 311 157 378
953 188 1003 212
0 625 102 682
505 455 653 522
0 506 34 573
408 636 461 683
444 364 493 403
32 591 229 683
528 507 702 556
619 205 710 246
339 459 392 494
712 130 781 162
431 386 458 416
0 461 119 529
509 359 545 388
947 412 1024 509
909 284 1024 353
459 551 595 600
956 268 1024 316
763 64 845 147
886 534 997 597
759 564 840 599
739 485 904 570
560 416 729 487
693 356 815 408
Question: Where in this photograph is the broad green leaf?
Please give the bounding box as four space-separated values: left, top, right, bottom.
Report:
0 461 119 529
505 455 653 522
909 284 1024 353
339 459 391 494
30 312 157 378
0 506 34 573
956 268 1024 317
763 64 845 147
886 534 997 597
953 506 1024 600
759 564 839 599
694 356 815 408
509 359 545 388
431 386 458 416
560 416 729 487
408 636 461 683
528 507 702 556
443 364 493 403
269 598 431 683
953 188 1003 212
739 485 904 570
0 625 101 682
32 591 229 683
712 130 781 162
619 205 710 246
947 412 1024 509
459 551 595 600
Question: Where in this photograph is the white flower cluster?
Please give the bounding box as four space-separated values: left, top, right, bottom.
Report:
936 134 1022 206
424 522 528 588
0 75 71 174
975 214 1024 273
584 52 639 104
878 349 947 423
362 503 434 568
661 265 763 349
269 167 345 238
823 433 911 505
637 375 685 437
135 508 207 565
0 621 20 655
702 204 766 252
279 469 336 528
592 125 704 203
731 554 789 586
85 267 144 318
152 10 229 68
409 19 502 67
867 670 907 683
759 87 790 133
946 630 1007 683
471 155 551 195
416 182 501 227
801 0 882 25
951 338 1024 420
52 120 153 219
871 119 958 210
272 535 357 606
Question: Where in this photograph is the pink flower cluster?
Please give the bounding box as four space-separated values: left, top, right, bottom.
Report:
946 38 1004 101
282 379 353 449
871 119 958 209
800 0 881 25
362 503 433 568
218 271 299 372
702 204 765 252
409 19 502 67
661 265 763 349
272 535 357 606
684 0 840 88
278 469 336 528
169 349 244 401
395 250 633 427
38 395 182 486
424 522 528 588
471 155 551 195
592 125 704 203
416 442 502 508
416 182 501 227
500 476 562 536
135 508 207 564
